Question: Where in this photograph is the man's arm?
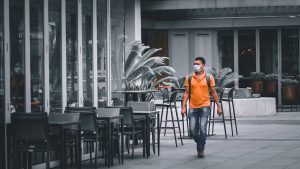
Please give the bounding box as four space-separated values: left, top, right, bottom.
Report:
181 86 189 117
210 86 222 115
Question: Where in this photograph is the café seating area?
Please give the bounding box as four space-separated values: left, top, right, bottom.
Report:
8 92 163 169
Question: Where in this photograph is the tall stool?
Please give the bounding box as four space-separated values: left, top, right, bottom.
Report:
156 91 183 147
208 88 228 139
222 87 238 136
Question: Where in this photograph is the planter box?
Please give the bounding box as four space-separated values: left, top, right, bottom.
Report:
215 97 276 117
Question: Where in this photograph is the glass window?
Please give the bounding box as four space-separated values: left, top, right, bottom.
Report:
260 30 278 74
30 0 44 112
66 0 78 106
10 0 25 113
238 30 256 77
0 0 5 167
282 29 299 77
218 30 234 70
49 0 62 111
82 0 93 106
111 0 125 106
97 0 107 107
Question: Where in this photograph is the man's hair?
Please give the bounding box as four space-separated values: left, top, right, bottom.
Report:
194 57 206 65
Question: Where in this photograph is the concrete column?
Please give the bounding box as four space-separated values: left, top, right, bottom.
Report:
125 0 141 46
256 29 260 72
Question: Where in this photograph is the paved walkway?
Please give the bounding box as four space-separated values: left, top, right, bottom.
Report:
82 111 300 169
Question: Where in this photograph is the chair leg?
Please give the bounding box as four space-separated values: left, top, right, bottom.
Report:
95 141 98 169
220 101 227 139
228 100 234 136
164 107 169 136
212 103 216 135
231 100 238 135
170 107 178 147
174 102 183 146
152 118 156 154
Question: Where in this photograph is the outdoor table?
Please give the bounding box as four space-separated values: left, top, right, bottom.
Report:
133 110 160 158
49 120 81 169
97 113 124 168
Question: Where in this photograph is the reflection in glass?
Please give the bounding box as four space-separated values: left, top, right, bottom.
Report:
97 0 107 107
30 0 44 112
10 0 25 112
111 0 125 106
82 0 93 106
66 0 78 106
49 0 62 111
218 30 234 70
0 0 5 167
282 29 299 77
238 30 256 77
260 30 278 74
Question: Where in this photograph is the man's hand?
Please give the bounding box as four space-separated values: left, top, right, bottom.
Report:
217 106 222 116
181 106 187 117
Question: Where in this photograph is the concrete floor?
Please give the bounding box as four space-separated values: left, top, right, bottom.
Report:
79 111 300 169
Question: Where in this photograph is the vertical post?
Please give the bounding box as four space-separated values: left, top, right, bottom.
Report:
277 29 282 106
25 0 31 113
77 0 83 107
61 0 67 112
44 0 50 113
256 29 260 72
107 0 112 106
233 29 239 87
92 0 98 108
3 0 10 167
299 28 300 76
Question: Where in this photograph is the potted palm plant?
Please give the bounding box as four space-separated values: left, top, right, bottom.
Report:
249 72 265 94
264 73 278 96
282 78 298 104
124 41 179 101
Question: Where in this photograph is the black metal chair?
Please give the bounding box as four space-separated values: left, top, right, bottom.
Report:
127 101 158 156
156 91 183 147
96 108 123 166
48 112 81 169
208 88 233 139
11 113 51 169
65 107 99 169
221 87 238 136
106 106 142 159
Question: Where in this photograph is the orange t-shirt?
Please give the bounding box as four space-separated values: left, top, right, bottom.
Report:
185 72 215 108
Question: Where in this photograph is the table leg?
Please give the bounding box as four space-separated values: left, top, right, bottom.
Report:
157 113 160 156
121 119 124 164
146 115 150 158
60 126 65 169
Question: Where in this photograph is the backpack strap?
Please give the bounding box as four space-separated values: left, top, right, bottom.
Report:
206 73 211 94
188 74 192 104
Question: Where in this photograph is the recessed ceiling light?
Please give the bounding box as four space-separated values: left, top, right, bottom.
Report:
288 15 296 18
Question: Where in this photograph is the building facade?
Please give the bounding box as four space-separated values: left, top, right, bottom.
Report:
141 0 300 106
0 0 143 168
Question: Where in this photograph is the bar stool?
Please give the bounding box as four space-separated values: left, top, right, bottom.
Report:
208 88 228 139
222 87 238 136
156 91 183 147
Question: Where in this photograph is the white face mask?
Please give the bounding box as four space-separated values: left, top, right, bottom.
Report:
193 65 201 73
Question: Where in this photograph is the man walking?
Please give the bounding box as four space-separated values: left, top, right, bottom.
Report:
181 57 222 158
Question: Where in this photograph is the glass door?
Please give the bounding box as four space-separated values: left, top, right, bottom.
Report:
10 0 25 113
30 0 44 112
97 0 107 107
82 0 93 106
238 30 256 77
0 0 5 167
49 0 62 112
66 0 78 106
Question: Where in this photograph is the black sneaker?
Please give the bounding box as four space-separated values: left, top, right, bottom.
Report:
197 149 205 158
